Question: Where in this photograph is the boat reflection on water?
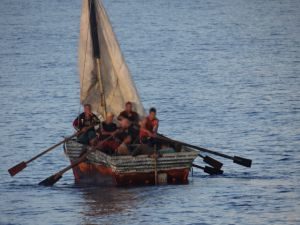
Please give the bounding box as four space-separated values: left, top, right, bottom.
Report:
77 184 137 220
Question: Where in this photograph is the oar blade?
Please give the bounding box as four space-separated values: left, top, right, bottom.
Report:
8 161 27 177
202 156 223 169
203 166 224 175
192 164 223 175
233 156 252 168
39 174 62 186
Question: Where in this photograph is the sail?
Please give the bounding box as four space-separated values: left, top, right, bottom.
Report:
78 0 145 119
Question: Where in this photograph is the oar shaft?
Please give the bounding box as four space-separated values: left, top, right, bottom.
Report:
39 134 115 186
192 163 224 175
157 134 232 160
26 133 77 164
26 124 95 164
157 134 252 168
192 163 204 170
58 148 93 175
182 143 233 160
59 134 115 175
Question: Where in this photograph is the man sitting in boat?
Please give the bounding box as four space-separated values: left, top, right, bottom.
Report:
145 107 159 134
98 112 118 140
115 136 131 155
117 101 139 125
93 115 138 155
139 117 155 144
91 112 120 154
114 115 139 155
131 108 159 156
119 115 140 143
73 104 100 145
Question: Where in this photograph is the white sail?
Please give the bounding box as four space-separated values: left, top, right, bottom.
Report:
78 0 145 119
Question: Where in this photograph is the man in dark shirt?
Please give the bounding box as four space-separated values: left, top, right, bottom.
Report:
98 112 118 140
95 115 139 155
118 101 139 125
116 115 139 144
73 104 100 145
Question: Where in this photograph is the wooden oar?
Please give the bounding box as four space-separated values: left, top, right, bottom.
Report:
39 135 113 186
38 147 93 186
156 134 223 169
8 125 95 177
198 153 223 170
157 134 252 168
192 163 223 175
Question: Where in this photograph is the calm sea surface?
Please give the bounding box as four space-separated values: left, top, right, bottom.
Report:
0 0 299 224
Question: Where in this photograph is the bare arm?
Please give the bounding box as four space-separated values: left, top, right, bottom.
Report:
153 120 159 134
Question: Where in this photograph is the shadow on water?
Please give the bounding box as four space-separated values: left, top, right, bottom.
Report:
78 185 136 217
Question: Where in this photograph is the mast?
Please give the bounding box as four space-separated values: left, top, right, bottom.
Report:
89 0 107 118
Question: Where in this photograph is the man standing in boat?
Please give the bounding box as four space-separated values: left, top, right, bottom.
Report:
118 101 139 125
73 104 100 145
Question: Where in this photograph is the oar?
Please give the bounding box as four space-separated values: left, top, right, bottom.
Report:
198 153 223 170
156 134 223 169
192 163 223 175
157 134 252 168
8 125 95 176
38 147 93 186
39 135 113 186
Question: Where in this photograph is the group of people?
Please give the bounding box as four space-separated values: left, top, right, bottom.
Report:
73 101 162 156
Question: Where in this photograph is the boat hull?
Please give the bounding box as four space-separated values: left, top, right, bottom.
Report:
71 160 190 186
65 140 197 186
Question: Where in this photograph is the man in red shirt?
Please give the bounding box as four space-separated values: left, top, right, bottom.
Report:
145 107 159 134
139 117 155 144
138 107 159 146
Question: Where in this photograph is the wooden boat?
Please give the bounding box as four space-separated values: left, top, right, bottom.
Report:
64 0 198 186
64 140 198 186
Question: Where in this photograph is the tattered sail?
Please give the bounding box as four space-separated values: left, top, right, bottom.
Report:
78 0 145 119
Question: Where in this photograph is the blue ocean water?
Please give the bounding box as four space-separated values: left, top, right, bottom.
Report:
0 0 299 224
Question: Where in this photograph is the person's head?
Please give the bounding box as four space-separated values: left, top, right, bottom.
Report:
84 104 92 114
125 101 133 112
149 107 157 119
106 112 114 123
119 117 132 129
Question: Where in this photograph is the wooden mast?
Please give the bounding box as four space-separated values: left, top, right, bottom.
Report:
89 0 107 119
